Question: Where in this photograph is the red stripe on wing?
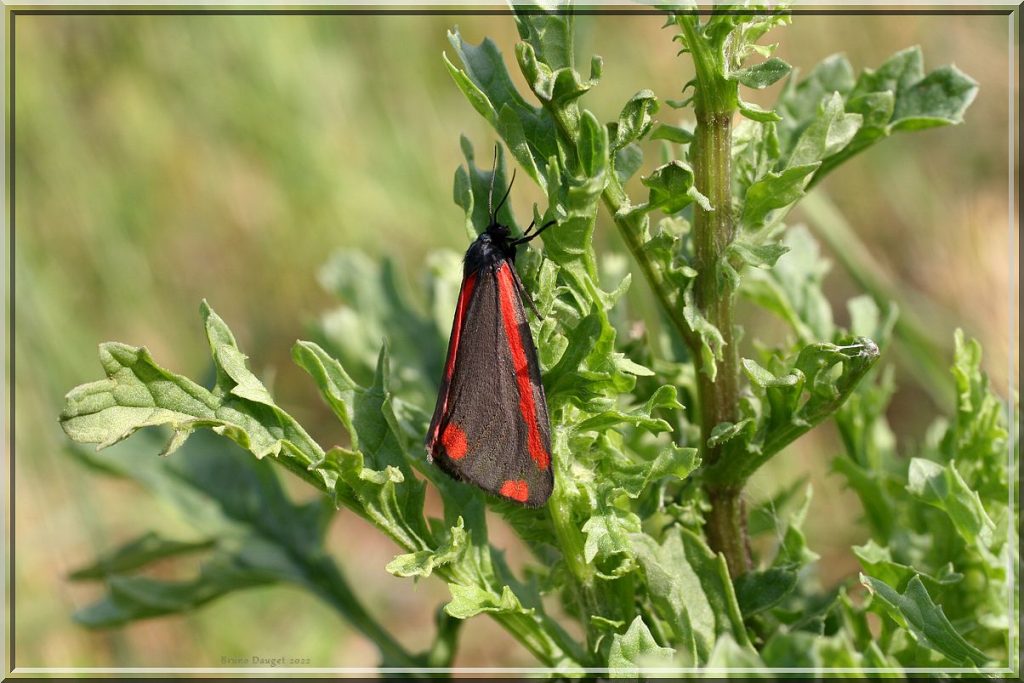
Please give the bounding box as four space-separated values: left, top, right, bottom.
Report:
444 272 479 382
428 272 479 447
496 263 551 471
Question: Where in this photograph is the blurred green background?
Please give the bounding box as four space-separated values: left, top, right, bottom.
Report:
11 10 1014 669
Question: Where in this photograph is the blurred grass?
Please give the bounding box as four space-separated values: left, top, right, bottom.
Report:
11 11 1014 668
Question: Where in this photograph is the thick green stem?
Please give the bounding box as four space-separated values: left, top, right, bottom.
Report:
692 109 749 578
679 15 750 577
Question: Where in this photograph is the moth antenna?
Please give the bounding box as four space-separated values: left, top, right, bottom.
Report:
487 144 499 222
492 168 516 223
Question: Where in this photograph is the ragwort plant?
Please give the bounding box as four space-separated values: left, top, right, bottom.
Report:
60 5 1017 673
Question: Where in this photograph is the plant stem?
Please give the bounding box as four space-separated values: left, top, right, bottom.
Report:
548 486 601 657
679 15 749 577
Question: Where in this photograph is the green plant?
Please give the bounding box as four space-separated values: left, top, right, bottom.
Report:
59 4 1016 674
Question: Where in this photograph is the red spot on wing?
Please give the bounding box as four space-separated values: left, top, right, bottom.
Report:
441 423 468 460
496 264 550 471
499 479 530 502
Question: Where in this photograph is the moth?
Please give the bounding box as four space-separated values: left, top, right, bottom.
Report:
425 151 556 507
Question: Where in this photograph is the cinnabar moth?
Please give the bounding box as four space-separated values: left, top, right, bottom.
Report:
425 151 556 507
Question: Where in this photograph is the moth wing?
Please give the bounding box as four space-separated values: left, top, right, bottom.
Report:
426 261 553 507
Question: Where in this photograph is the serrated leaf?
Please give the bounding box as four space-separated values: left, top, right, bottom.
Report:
444 583 530 620
386 518 467 579
575 384 679 435
861 574 989 665
60 303 335 492
777 46 979 185
608 616 676 672
445 28 556 187
605 444 700 500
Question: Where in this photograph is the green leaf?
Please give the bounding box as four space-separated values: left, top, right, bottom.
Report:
612 90 658 151
61 302 334 491
740 162 819 231
316 250 445 404
731 57 792 89
787 92 862 168
738 98 782 123
582 508 641 570
942 329 1010 501
733 567 798 617
386 518 467 579
64 430 415 662
512 2 574 70
861 574 989 665
575 384 680 435
776 53 856 150
906 457 996 550
853 539 962 594
69 532 215 581
614 142 644 183
445 583 531 620
772 484 820 568
633 527 749 664
650 123 694 144
75 556 277 628
608 616 676 672
728 240 790 269
577 109 608 181
706 337 879 485
642 160 699 214
776 47 979 185
605 444 700 500
444 28 555 187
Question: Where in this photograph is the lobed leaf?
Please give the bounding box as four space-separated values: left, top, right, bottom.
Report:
861 574 989 666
